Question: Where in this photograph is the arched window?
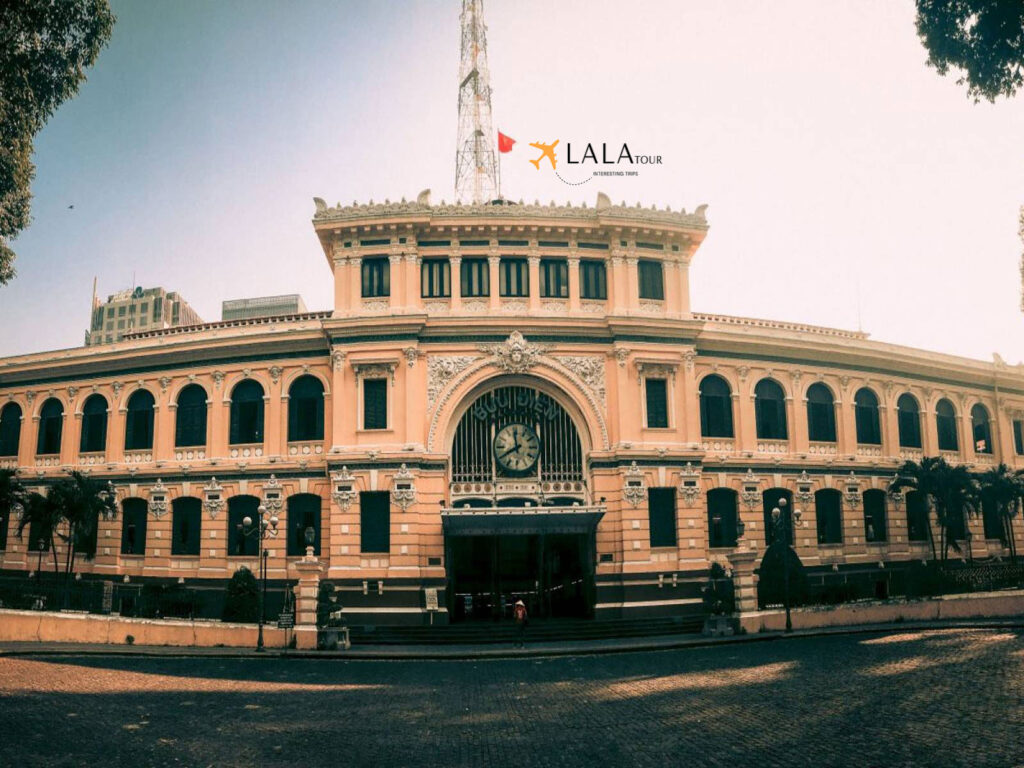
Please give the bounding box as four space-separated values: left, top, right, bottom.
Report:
971 404 992 454
906 490 929 541
287 494 322 556
935 398 959 452
36 398 64 455
754 380 787 440
863 489 887 543
806 383 836 442
814 489 843 545
175 384 208 448
288 376 325 442
171 497 202 556
897 394 922 448
79 394 108 453
0 402 22 457
707 488 739 548
229 380 264 445
227 495 260 556
854 388 881 445
124 390 155 451
762 488 794 546
699 375 733 438
120 498 148 555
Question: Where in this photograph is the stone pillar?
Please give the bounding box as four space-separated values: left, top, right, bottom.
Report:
449 254 463 312
567 254 581 312
527 255 541 312
332 251 349 317
625 256 640 313
727 549 759 615
349 256 363 316
405 253 421 312
293 550 324 650
488 255 501 312
677 256 692 317
388 254 403 313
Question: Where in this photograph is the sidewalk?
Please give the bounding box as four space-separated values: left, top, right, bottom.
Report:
1 618 1020 661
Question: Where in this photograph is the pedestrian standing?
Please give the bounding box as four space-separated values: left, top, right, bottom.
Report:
513 599 528 648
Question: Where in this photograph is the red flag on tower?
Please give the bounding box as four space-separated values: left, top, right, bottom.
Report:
498 131 516 153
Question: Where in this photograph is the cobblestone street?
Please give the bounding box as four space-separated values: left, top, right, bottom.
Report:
0 628 1021 767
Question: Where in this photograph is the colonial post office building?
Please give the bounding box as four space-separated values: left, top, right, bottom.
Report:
2 191 1023 625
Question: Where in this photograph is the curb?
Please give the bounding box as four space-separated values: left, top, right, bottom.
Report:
1 619 1021 661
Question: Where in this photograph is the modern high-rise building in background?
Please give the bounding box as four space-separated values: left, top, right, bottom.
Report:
85 284 203 346
221 294 308 321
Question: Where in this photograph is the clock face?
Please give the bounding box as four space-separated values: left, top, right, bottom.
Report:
493 423 541 474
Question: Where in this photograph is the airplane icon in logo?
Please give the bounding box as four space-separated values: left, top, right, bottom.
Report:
529 140 559 170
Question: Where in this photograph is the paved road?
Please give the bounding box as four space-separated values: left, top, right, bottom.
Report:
1 628 1021 767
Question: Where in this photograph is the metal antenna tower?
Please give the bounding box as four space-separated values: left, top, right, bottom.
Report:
455 0 498 204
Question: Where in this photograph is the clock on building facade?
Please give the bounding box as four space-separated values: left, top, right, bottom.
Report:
493 422 541 475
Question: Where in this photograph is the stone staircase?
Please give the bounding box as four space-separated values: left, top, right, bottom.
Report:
349 616 705 645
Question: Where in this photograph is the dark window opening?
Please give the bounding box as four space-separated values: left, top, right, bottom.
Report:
579 259 607 300
699 375 733 438
120 498 148 555
637 259 664 300
175 384 208 447
897 394 922 448
971 403 992 454
499 258 529 297
460 258 490 297
171 497 202 556
906 491 929 542
762 488 794 546
648 487 677 548
815 489 843 545
539 259 568 298
229 380 265 444
287 494 322 556
36 399 64 455
363 379 388 430
1014 420 1024 455
124 390 155 451
421 259 451 298
79 394 108 453
854 388 881 445
227 496 260 556
288 376 325 442
864 489 887 543
361 257 390 298
707 488 739 548
0 402 23 457
754 380 787 440
360 491 390 553
645 378 669 428
806 383 836 442
936 399 959 452
981 489 1005 543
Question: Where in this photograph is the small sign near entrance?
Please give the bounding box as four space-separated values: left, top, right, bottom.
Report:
424 587 439 612
277 612 295 629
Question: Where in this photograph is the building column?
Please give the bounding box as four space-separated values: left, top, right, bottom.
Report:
789 396 803 455
677 256 692 317
405 253 421 312
332 251 349 317
880 398 897 459
921 406 938 456
727 549 759 614
488 255 501 312
527 255 541 312
16 411 32 467
960 409 976 463
293 551 323 650
625 256 640 313
567 253 581 312
609 251 626 315
349 256 363 316
449 254 463 312
837 396 855 456
108 403 126 464
388 254 403 313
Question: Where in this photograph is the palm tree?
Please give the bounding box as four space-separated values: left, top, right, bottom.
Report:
16 490 62 579
46 472 117 604
976 463 1022 564
890 457 980 564
0 469 26 541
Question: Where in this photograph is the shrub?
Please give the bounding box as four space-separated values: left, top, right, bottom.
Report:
222 567 259 623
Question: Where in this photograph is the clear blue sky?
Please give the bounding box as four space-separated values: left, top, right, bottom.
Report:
2 0 1023 362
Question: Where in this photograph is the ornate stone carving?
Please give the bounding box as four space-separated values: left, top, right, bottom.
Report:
678 462 701 506
148 479 169 518
159 377 171 393
211 371 225 389
427 355 478 408
623 462 647 508
740 468 762 509
736 366 749 382
681 348 696 373
555 356 606 409
843 472 861 508
67 386 79 400
352 361 397 386
331 466 358 511
635 361 677 384
478 331 548 374
262 474 284 514
362 299 390 312
331 349 347 371
25 391 36 405
391 464 417 512
203 477 225 518
615 348 630 367
403 348 419 368
269 366 283 384
111 381 123 396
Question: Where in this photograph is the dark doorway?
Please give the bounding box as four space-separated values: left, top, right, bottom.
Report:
446 533 594 622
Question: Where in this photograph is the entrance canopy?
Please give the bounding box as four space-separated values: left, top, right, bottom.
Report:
441 505 605 537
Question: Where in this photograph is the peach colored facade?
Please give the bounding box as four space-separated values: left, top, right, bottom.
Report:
1 191 1023 624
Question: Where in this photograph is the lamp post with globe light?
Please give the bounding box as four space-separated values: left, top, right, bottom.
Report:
237 504 279 651
770 497 804 633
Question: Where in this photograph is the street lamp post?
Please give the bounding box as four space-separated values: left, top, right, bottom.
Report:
238 504 279 651
770 497 803 633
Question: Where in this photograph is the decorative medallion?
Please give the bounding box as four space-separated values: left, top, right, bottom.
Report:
148 479 168 518
391 463 417 512
203 476 225 518
623 461 647 508
479 331 549 374
678 462 701 506
269 366 283 384
263 474 284 514
403 348 419 368
331 466 357 511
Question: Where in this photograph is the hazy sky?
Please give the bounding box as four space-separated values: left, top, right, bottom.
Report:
2 0 1023 363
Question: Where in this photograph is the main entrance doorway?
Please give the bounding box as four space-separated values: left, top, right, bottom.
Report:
442 506 604 622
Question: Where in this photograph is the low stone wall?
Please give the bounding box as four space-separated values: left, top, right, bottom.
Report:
0 609 293 649
739 590 1024 634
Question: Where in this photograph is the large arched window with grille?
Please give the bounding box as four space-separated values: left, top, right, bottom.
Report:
227 495 260 556
935 398 959 452
0 402 22 457
754 380 787 440
36 398 64 455
175 384 207 448
230 380 265 445
707 488 739 548
79 394 108 453
814 489 843 544
120 498 148 555
287 494 322 556
171 497 202 555
854 388 881 445
806 383 836 442
897 394 922 448
863 489 887 543
971 404 992 454
699 375 733 438
288 376 325 442
124 390 155 451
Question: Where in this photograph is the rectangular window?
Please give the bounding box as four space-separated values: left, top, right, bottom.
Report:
638 259 664 300
363 378 388 430
152 297 163 320
421 259 451 298
906 492 928 542
139 302 148 315
499 258 529 297
360 491 390 553
117 320 125 330
460 258 490 297
645 378 669 428
118 305 126 316
361 257 390 298
539 259 568 298
128 304 135 314
579 260 607 300
648 487 678 548
1015 420 1024 455
106 307 114 319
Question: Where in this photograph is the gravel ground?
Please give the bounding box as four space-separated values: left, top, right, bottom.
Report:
0 628 1021 767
